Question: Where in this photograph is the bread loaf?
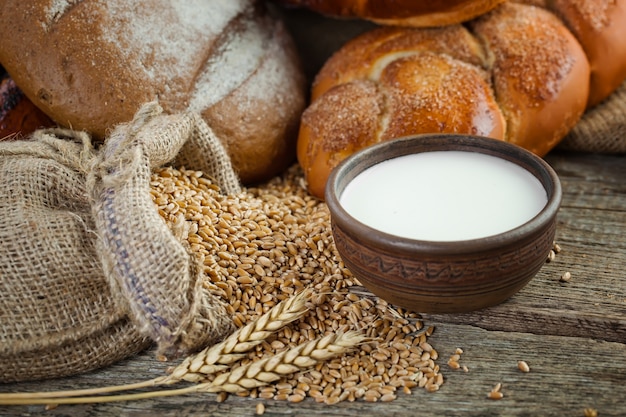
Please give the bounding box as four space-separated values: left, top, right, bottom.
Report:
298 2 593 199
0 0 306 184
276 0 506 27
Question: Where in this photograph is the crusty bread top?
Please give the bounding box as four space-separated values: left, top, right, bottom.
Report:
470 3 591 155
1 0 253 137
519 0 626 108
278 0 506 27
310 25 488 101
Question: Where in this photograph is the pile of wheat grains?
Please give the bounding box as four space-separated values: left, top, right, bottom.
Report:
150 164 443 404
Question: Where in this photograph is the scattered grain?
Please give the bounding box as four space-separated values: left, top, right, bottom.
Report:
381 393 397 402
255 402 265 415
517 360 530 373
488 391 504 400
426 383 440 392
151 165 444 404
447 348 465 371
487 382 503 400
560 271 572 282
583 408 598 417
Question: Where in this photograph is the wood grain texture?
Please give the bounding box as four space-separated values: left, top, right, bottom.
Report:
0 150 624 416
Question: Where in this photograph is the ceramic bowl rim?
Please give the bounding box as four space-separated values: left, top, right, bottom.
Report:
325 133 562 256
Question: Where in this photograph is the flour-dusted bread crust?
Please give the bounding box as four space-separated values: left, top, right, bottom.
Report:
298 2 594 199
0 0 306 184
276 0 506 27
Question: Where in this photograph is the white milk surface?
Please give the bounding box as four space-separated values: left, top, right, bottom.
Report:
339 151 548 241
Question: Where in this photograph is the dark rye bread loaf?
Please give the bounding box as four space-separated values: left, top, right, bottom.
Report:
0 0 306 184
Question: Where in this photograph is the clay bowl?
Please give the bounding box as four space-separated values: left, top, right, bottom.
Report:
325 134 562 313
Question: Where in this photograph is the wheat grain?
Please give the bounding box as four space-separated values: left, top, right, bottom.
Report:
560 271 572 282
488 391 503 400
518 360 530 373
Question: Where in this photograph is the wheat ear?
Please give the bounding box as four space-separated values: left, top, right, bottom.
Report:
0 331 364 405
0 288 312 401
159 287 312 384
199 330 366 393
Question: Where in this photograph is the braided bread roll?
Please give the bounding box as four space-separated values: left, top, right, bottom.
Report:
281 0 626 108
514 0 626 108
297 2 596 199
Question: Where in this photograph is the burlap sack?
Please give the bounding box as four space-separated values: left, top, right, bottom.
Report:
0 102 237 382
559 79 626 154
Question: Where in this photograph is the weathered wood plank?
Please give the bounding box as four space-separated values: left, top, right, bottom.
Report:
1 323 624 417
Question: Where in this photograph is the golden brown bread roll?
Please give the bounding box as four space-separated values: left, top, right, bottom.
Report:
298 2 592 199
468 4 591 153
514 0 626 108
276 0 506 27
0 0 306 184
285 0 626 108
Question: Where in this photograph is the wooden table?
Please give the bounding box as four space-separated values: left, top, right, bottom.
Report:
0 150 624 417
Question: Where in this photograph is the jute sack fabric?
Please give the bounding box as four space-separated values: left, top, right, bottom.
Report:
0 102 237 382
559 78 626 154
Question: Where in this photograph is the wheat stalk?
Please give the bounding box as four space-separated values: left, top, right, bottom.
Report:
0 331 364 405
198 330 366 393
0 288 312 401
160 287 312 384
